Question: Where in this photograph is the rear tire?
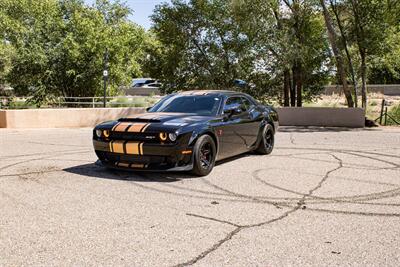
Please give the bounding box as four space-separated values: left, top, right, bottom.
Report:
191 135 216 176
256 124 274 155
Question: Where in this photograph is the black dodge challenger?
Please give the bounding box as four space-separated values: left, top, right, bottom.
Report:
93 90 279 176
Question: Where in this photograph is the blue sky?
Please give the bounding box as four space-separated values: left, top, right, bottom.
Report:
85 0 170 29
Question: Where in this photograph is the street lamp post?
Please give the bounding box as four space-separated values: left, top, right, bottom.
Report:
103 48 109 108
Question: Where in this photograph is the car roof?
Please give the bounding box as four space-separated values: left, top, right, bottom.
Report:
177 90 241 96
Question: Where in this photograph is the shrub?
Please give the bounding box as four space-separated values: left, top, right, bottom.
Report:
387 104 400 125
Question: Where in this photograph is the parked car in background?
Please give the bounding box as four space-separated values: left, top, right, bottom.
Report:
131 78 162 88
124 78 163 96
142 83 162 88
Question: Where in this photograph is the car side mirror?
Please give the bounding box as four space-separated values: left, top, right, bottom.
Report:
146 106 152 112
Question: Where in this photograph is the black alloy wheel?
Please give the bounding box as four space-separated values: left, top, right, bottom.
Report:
192 135 216 176
256 124 274 155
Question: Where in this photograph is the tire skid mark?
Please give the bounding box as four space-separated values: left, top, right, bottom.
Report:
306 207 400 217
271 153 399 170
253 171 400 205
27 141 85 147
0 148 91 161
173 154 343 266
2 133 400 266
252 170 400 205
277 146 400 162
0 150 92 174
199 178 282 208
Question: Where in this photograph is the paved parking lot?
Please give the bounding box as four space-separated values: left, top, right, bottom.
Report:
1 127 399 266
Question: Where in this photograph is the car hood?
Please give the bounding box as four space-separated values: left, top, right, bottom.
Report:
118 112 213 128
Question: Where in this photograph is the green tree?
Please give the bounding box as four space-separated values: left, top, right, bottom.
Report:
149 0 256 92
148 0 331 105
367 1 400 84
1 0 147 103
322 0 397 108
349 0 389 108
368 27 400 84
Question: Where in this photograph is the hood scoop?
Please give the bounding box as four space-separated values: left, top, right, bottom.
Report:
118 118 161 123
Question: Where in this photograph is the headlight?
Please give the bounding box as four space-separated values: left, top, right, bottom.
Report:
168 133 177 142
103 130 110 138
95 129 102 138
159 132 167 141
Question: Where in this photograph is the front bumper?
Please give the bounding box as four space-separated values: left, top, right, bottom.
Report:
95 159 193 172
93 139 194 171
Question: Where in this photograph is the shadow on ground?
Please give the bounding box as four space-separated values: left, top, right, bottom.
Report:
278 126 379 133
63 153 254 182
63 163 189 182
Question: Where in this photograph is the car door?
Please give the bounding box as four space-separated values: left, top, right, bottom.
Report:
217 96 255 159
239 96 263 147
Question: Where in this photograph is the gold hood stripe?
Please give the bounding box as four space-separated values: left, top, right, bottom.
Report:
127 123 148 133
114 122 131 132
111 122 150 133
140 123 150 133
112 123 120 131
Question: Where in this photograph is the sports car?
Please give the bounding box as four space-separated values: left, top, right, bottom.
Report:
93 90 279 176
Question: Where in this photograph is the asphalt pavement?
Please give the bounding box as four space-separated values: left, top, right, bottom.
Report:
1 127 399 266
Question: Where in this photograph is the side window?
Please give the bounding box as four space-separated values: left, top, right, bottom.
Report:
241 97 254 111
224 97 242 112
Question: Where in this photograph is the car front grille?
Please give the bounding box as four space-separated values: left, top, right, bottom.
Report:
109 132 159 143
101 152 166 165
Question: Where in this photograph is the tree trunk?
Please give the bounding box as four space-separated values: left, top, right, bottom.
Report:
290 67 296 107
330 0 358 107
360 49 367 108
320 0 354 107
283 69 290 106
296 65 303 107
351 0 367 109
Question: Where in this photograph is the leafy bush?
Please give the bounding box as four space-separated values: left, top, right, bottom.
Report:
387 104 400 125
109 96 156 108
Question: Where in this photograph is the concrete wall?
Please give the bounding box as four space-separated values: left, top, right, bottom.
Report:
0 107 146 128
276 107 365 127
0 107 365 128
0 110 6 128
324 84 400 96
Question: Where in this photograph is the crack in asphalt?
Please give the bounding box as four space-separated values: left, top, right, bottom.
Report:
173 153 344 266
2 131 400 266
186 213 241 227
200 178 282 208
289 133 296 145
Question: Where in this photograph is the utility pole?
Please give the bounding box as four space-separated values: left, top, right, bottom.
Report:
102 6 110 109
103 48 109 108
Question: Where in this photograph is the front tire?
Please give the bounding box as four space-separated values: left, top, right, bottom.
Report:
256 124 275 155
191 135 216 176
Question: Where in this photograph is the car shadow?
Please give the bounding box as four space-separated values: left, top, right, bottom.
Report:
63 153 253 182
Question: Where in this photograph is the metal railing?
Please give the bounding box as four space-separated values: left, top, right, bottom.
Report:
0 96 161 109
374 99 399 125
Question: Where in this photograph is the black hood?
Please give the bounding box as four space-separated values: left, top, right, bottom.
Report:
119 112 213 127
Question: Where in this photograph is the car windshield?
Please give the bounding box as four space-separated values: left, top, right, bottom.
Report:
149 94 222 116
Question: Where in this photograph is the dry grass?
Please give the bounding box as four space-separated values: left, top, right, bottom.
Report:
303 93 400 122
